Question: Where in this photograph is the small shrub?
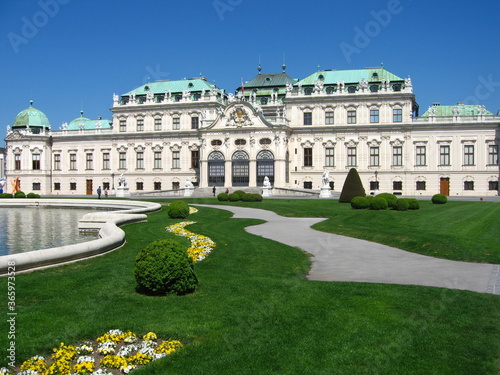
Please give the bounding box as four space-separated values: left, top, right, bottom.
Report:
241 193 256 202
14 191 26 198
233 190 246 200
27 193 41 198
431 194 448 204
167 200 190 219
370 196 388 210
407 198 420 210
253 194 263 202
0 193 13 198
395 199 410 211
377 193 398 209
228 193 240 202
217 193 229 201
134 239 197 296
350 196 370 209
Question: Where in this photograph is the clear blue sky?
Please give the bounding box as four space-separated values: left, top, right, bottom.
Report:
1 0 499 146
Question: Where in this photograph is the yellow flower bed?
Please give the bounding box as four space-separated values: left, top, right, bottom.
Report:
3 330 183 375
166 221 216 262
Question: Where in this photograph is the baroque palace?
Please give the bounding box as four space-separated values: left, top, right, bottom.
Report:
4 66 500 197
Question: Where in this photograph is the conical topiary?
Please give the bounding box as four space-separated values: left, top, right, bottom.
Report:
339 168 366 203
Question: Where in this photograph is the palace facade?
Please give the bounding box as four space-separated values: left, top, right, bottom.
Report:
4 66 500 197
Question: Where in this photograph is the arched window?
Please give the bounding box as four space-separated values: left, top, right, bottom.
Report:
208 151 225 186
232 150 249 186
257 150 275 186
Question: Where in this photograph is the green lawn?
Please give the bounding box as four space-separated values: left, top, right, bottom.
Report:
0 200 499 374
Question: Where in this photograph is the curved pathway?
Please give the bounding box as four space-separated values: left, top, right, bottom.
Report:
197 205 499 295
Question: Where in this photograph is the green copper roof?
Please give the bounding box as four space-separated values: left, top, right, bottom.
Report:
421 104 494 117
242 73 297 89
298 68 404 86
123 77 217 96
13 100 50 129
67 111 112 130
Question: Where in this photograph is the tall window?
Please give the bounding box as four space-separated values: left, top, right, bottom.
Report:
325 111 334 125
136 151 144 169
119 152 126 169
464 145 475 166
416 146 426 166
347 147 357 166
439 145 450 166
191 150 199 169
119 119 126 132
14 154 21 170
154 181 161 190
303 112 312 125
173 117 180 130
102 153 110 170
325 148 335 167
54 182 61 191
304 148 313 166
154 152 162 169
136 182 144 191
370 109 379 123
136 118 144 132
54 154 61 170
370 147 379 166
85 153 93 170
393 108 402 122
154 117 162 131
172 151 180 169
191 116 199 129
32 154 40 170
393 146 402 166
347 110 357 124
489 145 499 165
69 154 77 170
70 182 77 191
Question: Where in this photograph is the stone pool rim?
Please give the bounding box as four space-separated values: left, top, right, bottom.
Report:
0 199 161 275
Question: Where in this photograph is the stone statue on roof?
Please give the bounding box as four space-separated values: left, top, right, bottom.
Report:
359 78 368 91
146 91 154 102
286 83 293 93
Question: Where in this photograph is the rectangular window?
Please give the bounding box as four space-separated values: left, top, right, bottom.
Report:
191 150 199 169
416 146 426 166
393 108 402 122
303 148 313 166
440 145 450 166
102 152 110 170
32 154 40 170
136 151 144 169
416 181 426 190
69 154 77 170
303 181 312 189
32 182 41 191
370 109 379 123
54 154 61 170
172 181 180 190
154 181 162 190
70 182 77 191
370 181 379 190
325 111 334 125
370 147 379 166
119 152 126 169
325 148 334 167
464 181 474 190
191 116 199 129
14 154 21 170
173 117 180 130
347 147 357 166
85 153 93 170
54 182 61 191
103 182 110 190
488 145 498 165
489 181 499 190
303 112 312 125
119 119 126 132
347 110 357 124
393 146 402 166
172 151 180 169
154 151 162 169
464 145 474 166
136 182 144 191
393 181 403 190
154 118 162 131
137 118 144 132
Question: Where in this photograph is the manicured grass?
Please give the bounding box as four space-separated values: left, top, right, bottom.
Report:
1 202 499 374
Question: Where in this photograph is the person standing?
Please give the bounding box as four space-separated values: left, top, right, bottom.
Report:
212 186 216 196
97 186 102 199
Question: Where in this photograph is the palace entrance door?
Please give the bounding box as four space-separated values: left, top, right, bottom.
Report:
440 178 450 196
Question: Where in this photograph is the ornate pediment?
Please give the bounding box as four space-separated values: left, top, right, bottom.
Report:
227 105 253 127
5 131 25 141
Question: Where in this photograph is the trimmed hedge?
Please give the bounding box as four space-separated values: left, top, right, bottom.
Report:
27 193 41 198
228 193 240 201
233 190 246 200
432 194 448 204
14 191 26 198
370 196 388 210
376 193 398 209
167 200 190 219
0 193 13 198
351 196 370 209
253 193 263 202
395 199 410 211
406 198 420 210
134 239 198 296
217 193 229 201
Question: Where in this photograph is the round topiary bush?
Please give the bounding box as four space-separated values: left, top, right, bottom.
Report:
233 190 246 200
134 239 198 296
0 193 13 199
253 193 263 202
27 193 41 198
217 193 229 201
350 196 370 209
241 193 256 202
167 200 190 219
228 193 240 201
370 196 388 210
376 193 398 209
395 198 410 211
407 198 420 210
431 194 448 204
14 191 26 198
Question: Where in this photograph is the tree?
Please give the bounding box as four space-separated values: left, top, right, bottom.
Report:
339 168 366 203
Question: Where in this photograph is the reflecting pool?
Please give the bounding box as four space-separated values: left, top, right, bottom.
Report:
0 207 101 256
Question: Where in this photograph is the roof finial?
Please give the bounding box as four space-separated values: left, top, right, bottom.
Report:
258 64 262 75
80 110 84 117
30 100 34 107
381 62 384 68
282 53 286 72
317 64 321 72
